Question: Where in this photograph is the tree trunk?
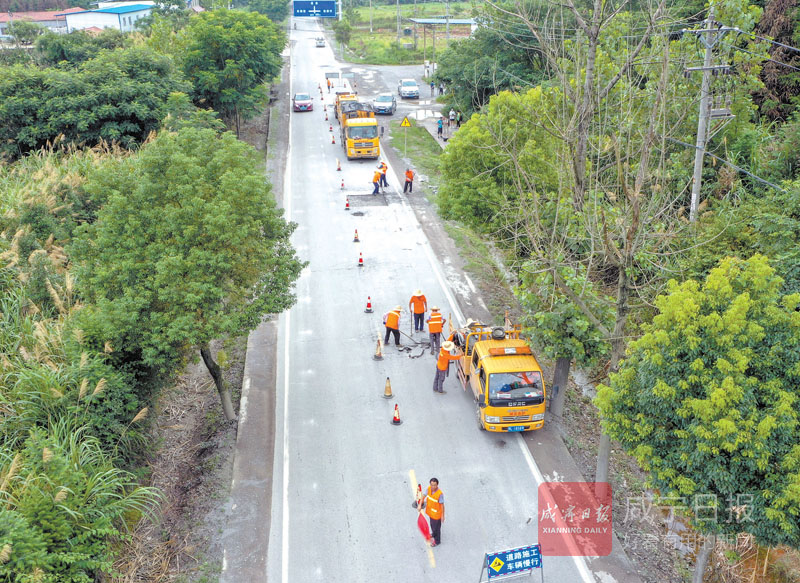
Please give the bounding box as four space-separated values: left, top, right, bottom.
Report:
693 534 715 583
200 343 236 421
595 262 631 483
549 356 571 418
572 31 598 210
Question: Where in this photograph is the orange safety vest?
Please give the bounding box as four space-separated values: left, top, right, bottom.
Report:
380 162 387 175
437 346 460 371
373 171 381 183
409 294 427 314
405 169 414 181
426 487 443 520
385 309 400 330
427 312 443 333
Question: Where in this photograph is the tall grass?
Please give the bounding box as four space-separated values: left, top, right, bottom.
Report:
1 147 155 580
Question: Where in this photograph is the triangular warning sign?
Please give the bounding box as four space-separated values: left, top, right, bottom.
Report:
400 117 412 127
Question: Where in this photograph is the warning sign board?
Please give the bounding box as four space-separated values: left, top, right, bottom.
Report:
484 544 542 580
400 117 412 127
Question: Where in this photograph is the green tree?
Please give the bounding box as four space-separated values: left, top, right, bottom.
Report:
35 28 129 67
6 20 44 46
0 46 188 160
332 18 352 47
596 255 800 580
434 11 547 114
517 267 612 418
237 0 290 21
182 9 286 134
74 128 305 420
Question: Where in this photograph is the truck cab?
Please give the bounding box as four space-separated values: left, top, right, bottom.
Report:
341 116 380 159
451 319 546 432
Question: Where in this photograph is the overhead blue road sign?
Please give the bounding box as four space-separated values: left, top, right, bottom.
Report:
293 0 337 18
485 544 542 580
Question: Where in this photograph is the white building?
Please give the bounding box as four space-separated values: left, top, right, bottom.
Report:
61 4 153 33
0 8 85 36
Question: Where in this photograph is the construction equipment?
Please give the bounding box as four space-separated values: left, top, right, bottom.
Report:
448 312 546 432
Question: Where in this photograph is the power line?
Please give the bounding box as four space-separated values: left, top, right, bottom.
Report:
734 29 800 55
665 136 786 192
727 43 800 72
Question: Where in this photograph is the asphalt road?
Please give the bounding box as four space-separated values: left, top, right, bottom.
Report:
264 21 596 583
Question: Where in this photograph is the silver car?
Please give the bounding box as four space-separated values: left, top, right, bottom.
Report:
373 93 397 114
397 79 420 99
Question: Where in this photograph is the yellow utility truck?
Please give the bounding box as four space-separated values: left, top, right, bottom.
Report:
449 315 546 432
339 101 380 160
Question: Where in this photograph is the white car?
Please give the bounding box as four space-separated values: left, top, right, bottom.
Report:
397 79 420 99
315 37 325 47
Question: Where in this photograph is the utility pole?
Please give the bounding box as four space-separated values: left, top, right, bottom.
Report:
445 0 450 45
688 4 735 223
413 0 418 50
369 0 372 33
396 0 400 42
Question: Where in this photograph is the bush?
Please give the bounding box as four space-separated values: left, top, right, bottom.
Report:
0 422 161 582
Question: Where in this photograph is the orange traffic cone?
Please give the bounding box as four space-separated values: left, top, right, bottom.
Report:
353 229 360 242
331 133 336 144
364 296 373 313
391 404 403 425
325 110 329 121
358 253 364 267
373 337 383 361
329 125 333 132
383 377 393 399
337 159 341 171
344 198 350 211
341 179 345 190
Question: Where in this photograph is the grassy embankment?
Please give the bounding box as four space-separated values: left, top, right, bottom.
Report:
334 1 472 65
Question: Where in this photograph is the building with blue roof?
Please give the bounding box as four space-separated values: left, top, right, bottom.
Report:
59 4 153 33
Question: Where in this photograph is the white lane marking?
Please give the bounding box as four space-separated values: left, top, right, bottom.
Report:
239 377 250 426
517 435 596 582
464 274 477 293
280 36 295 583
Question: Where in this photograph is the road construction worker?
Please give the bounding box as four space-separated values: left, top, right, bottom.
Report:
409 289 427 332
378 161 388 188
427 307 444 355
372 169 381 195
403 168 415 193
433 341 460 393
425 478 445 546
383 305 402 346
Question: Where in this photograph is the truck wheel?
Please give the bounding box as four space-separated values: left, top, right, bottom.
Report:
476 405 486 431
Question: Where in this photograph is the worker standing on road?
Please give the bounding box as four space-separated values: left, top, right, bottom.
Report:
436 118 443 139
448 108 456 127
383 305 402 347
433 341 461 393
409 289 427 332
327 78 331 93
378 161 388 189
371 169 381 195
425 478 445 546
403 168 415 193
427 307 444 355
430 80 435 96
